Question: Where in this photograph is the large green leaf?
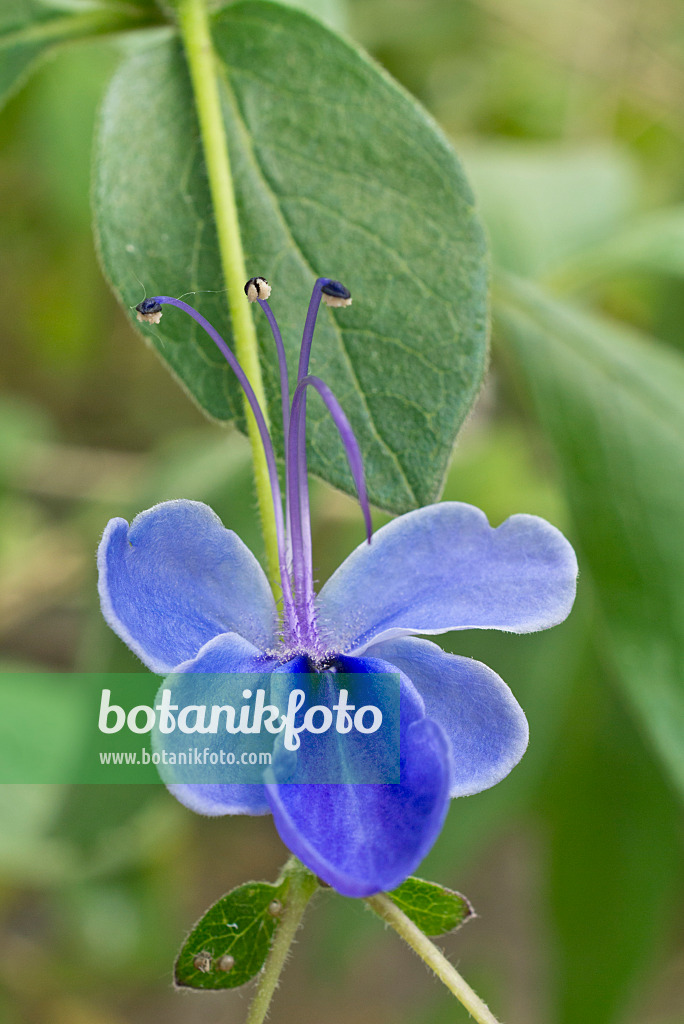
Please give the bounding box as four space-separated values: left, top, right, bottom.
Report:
461 142 637 279
278 0 348 31
543 661 682 1024
0 1 160 110
551 205 684 291
94 0 488 512
496 273 684 796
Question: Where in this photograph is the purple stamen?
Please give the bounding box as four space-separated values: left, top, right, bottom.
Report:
287 373 372 638
292 375 372 545
292 278 340 602
136 296 297 632
138 280 361 649
297 277 331 382
276 278 360 635
256 296 293 574
285 390 313 632
257 298 290 451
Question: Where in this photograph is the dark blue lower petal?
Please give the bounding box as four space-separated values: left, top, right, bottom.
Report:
265 655 451 897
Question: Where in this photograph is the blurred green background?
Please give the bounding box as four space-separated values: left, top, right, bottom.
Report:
1 1 684 1022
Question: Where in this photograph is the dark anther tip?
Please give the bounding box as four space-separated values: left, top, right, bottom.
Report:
321 280 352 308
135 298 163 324
136 298 162 315
244 277 271 302
322 280 351 300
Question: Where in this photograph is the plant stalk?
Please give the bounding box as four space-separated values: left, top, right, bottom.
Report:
367 893 501 1024
244 860 318 1024
176 0 282 594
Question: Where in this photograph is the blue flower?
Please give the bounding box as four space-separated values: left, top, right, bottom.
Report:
99 277 577 897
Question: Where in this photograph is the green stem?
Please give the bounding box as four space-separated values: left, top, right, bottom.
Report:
366 893 501 1024
176 0 282 594
245 859 318 1024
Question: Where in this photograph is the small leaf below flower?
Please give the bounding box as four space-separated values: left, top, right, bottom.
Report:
174 877 290 990
388 875 474 936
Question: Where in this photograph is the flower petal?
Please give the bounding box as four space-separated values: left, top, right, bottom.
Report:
367 637 528 797
98 499 278 673
265 655 451 897
162 631 277 816
316 502 578 653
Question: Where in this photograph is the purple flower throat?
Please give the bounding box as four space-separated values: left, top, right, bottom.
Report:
136 277 368 660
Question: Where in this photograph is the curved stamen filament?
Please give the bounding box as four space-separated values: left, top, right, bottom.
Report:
293 278 335 597
142 297 296 629
254 278 341 629
253 277 361 637
293 376 372 542
283 277 329 631
257 297 293 574
289 374 372 631
286 389 313 631
258 298 290 451
297 277 330 382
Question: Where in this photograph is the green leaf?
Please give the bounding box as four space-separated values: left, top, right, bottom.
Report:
496 273 684 798
174 876 290 989
275 0 348 31
388 875 473 936
544 659 682 1024
94 0 488 513
0 0 62 107
551 205 684 292
0 0 162 111
462 142 637 279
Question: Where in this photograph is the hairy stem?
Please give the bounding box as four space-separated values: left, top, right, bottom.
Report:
245 860 318 1024
366 893 501 1024
176 0 282 593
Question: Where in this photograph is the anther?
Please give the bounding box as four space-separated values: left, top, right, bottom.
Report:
244 277 272 302
135 298 163 324
193 951 212 973
321 280 352 308
217 954 235 972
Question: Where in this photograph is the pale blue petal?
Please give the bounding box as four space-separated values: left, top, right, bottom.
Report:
316 502 578 654
265 655 451 897
98 500 278 673
368 637 528 797
163 632 277 816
